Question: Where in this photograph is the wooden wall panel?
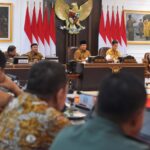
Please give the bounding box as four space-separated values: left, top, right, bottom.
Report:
44 0 102 63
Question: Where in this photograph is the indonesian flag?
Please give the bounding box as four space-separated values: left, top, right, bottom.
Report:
37 4 45 56
43 6 51 57
49 7 56 57
120 9 127 55
114 8 122 45
105 8 111 47
31 4 38 43
23 3 32 54
98 9 106 49
110 7 115 41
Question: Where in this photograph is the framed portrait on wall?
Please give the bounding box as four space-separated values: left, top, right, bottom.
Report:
0 3 13 42
125 10 150 45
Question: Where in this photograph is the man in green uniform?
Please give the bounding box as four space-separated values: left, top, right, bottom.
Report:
51 73 150 150
127 15 136 41
23 43 43 62
144 19 149 40
139 19 144 39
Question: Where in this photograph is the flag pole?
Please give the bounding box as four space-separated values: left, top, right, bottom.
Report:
107 5 109 10
52 2 54 8
45 1 47 8
112 0 115 9
27 0 29 6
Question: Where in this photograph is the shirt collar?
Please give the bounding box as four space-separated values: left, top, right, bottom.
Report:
87 115 124 134
21 92 48 106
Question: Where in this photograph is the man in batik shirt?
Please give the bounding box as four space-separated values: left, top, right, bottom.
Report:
0 61 70 150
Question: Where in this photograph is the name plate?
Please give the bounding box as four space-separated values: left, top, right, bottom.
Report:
18 59 29 64
13 56 29 64
94 59 106 63
45 57 59 62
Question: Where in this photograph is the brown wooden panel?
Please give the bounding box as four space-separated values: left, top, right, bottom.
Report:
76 63 145 91
44 0 102 63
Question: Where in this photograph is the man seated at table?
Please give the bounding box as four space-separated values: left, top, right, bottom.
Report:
74 40 91 61
0 50 21 97
0 60 70 149
51 73 149 150
5 45 19 62
0 50 22 109
23 43 43 62
106 40 121 62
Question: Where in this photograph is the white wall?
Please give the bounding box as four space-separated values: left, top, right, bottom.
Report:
103 0 150 62
0 0 21 52
1 0 150 61
0 0 42 53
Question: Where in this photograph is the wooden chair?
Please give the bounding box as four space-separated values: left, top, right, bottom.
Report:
98 47 110 57
66 47 78 62
66 47 80 93
122 55 137 63
143 53 150 80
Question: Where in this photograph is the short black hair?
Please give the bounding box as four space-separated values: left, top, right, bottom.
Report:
80 40 87 45
112 40 118 45
7 45 16 53
96 73 146 123
0 50 6 69
27 61 67 99
129 15 132 18
31 43 38 48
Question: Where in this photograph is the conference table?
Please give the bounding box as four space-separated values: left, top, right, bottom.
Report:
75 62 146 91
4 63 150 143
5 63 81 87
5 63 146 90
5 64 32 86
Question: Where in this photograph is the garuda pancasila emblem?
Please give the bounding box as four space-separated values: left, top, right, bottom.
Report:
55 0 93 34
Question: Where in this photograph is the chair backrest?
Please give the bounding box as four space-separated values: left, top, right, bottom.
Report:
98 47 110 57
123 55 137 63
143 53 150 72
66 47 78 62
144 53 150 63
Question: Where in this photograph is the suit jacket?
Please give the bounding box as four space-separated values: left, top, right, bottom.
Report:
51 116 150 150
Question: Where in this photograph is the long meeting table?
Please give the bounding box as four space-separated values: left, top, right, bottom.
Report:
5 63 146 91
75 63 146 91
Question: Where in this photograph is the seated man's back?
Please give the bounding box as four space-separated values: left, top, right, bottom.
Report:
0 93 69 149
0 61 70 149
51 117 149 150
51 73 150 150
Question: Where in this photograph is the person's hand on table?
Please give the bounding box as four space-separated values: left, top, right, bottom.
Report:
0 75 22 96
106 55 114 62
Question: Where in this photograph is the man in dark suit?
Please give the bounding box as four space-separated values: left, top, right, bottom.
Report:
51 73 150 150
